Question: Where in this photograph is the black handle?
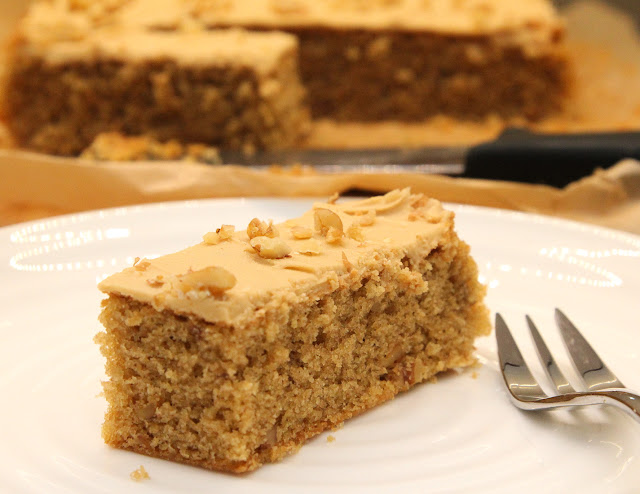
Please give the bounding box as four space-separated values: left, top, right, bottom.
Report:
465 128 640 187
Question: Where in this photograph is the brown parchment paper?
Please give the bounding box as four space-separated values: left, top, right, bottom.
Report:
1 150 638 234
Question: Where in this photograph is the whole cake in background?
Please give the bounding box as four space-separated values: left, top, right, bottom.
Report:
95 189 491 472
0 0 571 156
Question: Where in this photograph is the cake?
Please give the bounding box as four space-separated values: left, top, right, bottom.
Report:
0 3 310 155
1 1 570 155
95 188 490 473
113 0 571 121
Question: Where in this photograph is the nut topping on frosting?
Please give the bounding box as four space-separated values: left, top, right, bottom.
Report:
176 266 237 295
326 192 340 204
250 236 292 259
347 224 365 242
146 275 165 288
356 210 376 226
314 208 344 243
247 218 279 239
133 257 151 271
203 224 235 245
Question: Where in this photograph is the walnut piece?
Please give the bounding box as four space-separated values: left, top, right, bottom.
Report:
250 236 292 259
247 218 279 239
347 224 365 242
357 210 376 226
146 275 165 288
327 192 340 204
133 257 151 271
314 208 344 243
203 224 235 245
326 227 343 244
177 266 236 294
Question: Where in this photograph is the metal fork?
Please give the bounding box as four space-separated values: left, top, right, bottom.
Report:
495 309 640 422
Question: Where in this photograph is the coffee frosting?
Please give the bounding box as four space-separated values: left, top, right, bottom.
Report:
98 189 454 324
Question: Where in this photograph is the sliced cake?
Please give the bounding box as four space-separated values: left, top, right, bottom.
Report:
95 189 490 472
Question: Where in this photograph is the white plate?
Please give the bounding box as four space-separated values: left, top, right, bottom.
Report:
1 198 639 494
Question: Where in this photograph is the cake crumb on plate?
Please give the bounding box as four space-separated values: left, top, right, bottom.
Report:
130 465 150 482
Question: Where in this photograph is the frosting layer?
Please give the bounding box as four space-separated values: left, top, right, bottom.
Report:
98 190 454 324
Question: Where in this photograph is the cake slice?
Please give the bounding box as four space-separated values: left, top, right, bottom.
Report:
1 2 310 155
95 189 490 473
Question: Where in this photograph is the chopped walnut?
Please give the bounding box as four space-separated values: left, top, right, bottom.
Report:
408 211 421 222
217 224 235 239
290 225 313 239
314 208 344 243
381 343 405 368
408 196 446 223
203 224 235 245
133 257 150 271
177 266 236 295
146 275 165 288
247 218 279 239
250 236 292 259
357 210 376 226
347 223 365 242
409 193 437 210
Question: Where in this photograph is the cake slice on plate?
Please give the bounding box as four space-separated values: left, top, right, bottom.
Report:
95 189 490 472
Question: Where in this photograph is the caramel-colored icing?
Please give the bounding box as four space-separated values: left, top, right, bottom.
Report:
20 0 562 49
98 189 454 325
17 3 297 72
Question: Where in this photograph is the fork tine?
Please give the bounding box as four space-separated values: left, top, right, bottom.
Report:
526 315 576 395
495 314 547 401
555 309 625 391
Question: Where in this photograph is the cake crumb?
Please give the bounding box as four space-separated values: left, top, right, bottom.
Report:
327 435 336 443
130 465 149 482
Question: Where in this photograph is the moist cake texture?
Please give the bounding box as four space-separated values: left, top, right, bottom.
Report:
113 0 571 121
96 189 490 472
1 5 310 155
